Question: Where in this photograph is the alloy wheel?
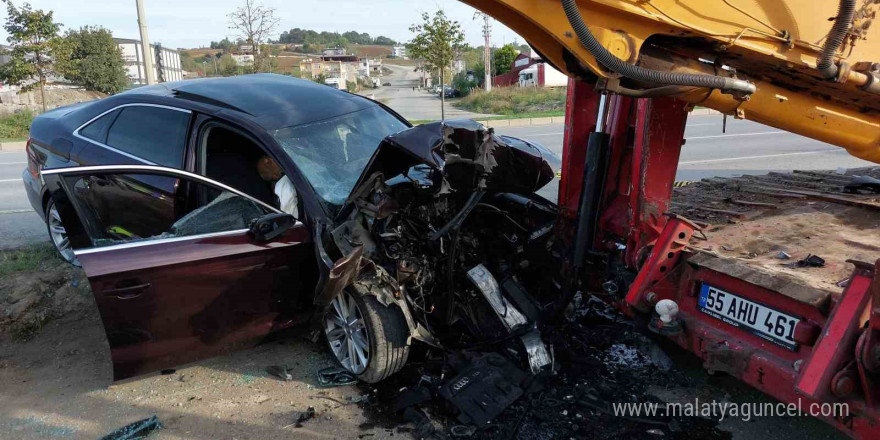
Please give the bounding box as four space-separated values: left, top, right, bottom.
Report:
324 291 370 374
48 203 77 265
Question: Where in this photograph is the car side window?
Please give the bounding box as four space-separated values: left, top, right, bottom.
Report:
78 109 120 143
67 173 270 249
106 106 190 168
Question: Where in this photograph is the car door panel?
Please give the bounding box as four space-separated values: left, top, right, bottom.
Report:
43 166 313 380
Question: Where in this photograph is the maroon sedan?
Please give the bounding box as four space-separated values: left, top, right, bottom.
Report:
36 74 560 383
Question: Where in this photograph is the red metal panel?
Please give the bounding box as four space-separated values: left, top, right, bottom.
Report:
671 263 880 439
624 215 699 312
557 79 601 219
797 263 874 399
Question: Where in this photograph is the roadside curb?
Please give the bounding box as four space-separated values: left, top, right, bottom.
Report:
475 110 718 128
0 141 26 151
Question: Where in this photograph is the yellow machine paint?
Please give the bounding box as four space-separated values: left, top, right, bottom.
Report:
461 0 880 162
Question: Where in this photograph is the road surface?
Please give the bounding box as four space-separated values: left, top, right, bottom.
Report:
363 64 493 121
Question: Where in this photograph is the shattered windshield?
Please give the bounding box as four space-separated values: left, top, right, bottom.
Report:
271 106 408 211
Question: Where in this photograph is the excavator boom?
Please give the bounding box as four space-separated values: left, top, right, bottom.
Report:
462 0 880 161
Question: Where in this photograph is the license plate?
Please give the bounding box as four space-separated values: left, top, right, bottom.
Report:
698 284 799 351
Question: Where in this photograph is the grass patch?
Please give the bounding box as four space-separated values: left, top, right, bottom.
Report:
0 243 60 278
455 86 566 116
0 109 34 142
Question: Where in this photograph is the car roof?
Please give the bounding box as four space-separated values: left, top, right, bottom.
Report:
121 73 379 131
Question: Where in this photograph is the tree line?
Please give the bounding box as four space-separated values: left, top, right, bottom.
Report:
275 28 396 46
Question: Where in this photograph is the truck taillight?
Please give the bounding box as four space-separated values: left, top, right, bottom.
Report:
25 138 39 178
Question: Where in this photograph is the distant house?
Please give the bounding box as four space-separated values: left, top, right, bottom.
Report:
453 59 466 74
322 47 346 56
114 38 183 85
492 48 566 88
231 54 254 67
391 46 406 59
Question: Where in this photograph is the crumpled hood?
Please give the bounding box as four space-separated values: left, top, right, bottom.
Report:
346 119 560 206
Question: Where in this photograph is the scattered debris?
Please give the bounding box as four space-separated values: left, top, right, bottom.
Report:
98 415 161 440
844 175 880 194
789 254 826 268
266 365 293 381
294 406 316 428
721 245 735 251
316 366 358 387
776 251 791 260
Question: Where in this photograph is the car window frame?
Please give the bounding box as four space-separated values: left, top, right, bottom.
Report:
41 164 288 256
72 103 193 166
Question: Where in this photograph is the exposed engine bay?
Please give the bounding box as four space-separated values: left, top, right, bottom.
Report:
319 120 562 375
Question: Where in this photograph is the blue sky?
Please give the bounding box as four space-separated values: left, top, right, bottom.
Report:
0 0 525 50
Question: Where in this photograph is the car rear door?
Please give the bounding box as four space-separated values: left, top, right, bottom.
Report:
42 165 314 380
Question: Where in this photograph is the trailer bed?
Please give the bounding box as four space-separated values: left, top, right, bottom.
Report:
672 168 880 304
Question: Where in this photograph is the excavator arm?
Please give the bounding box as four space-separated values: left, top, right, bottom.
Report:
462 0 880 161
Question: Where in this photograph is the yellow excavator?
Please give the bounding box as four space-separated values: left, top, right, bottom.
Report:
465 0 879 161
458 1 880 438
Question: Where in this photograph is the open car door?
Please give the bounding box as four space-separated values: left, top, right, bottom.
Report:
42 165 314 380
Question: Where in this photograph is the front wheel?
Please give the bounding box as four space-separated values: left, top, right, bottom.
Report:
324 288 410 383
45 200 79 266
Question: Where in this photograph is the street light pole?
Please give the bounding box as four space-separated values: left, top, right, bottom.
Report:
482 14 492 92
135 0 156 85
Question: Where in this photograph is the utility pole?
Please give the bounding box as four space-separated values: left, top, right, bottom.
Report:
482 14 492 92
135 0 156 85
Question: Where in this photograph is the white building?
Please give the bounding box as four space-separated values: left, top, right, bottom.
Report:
231 54 254 67
323 47 346 56
391 46 406 59
115 38 183 85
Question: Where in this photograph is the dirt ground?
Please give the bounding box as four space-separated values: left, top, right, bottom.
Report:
0 249 845 440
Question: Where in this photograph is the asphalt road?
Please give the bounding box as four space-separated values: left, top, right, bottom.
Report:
365 64 493 121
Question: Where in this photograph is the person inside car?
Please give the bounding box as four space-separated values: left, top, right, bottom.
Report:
256 155 298 218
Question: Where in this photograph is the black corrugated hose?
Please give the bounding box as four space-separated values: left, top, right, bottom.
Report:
560 0 756 95
817 0 856 79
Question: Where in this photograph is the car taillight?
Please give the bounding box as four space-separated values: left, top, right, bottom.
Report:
25 138 39 178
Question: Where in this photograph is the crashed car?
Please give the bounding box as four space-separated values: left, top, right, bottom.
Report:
36 74 561 381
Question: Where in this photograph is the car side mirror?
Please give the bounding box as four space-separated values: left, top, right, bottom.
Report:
249 212 296 243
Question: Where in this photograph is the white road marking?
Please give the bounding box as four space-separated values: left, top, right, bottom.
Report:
0 178 22 182
679 148 841 165
687 131 785 140
0 209 31 214
0 161 26 165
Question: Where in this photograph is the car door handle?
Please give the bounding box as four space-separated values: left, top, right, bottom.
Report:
101 282 151 299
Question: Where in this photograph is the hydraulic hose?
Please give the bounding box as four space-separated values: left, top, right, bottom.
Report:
560 0 756 95
817 0 856 79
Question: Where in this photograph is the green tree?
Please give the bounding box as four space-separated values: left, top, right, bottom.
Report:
0 2 62 112
210 37 234 51
374 35 396 46
56 26 128 94
407 10 465 120
493 43 518 75
217 53 240 76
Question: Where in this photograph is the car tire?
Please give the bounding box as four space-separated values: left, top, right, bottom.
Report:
45 199 79 266
324 287 410 383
